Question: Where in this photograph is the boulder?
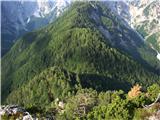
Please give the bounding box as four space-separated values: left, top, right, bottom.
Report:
0 105 33 119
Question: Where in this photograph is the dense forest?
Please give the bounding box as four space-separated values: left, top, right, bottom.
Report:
1 1 160 119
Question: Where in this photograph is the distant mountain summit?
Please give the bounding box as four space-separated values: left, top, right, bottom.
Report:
103 0 160 60
129 0 160 60
128 0 160 51
1 0 70 56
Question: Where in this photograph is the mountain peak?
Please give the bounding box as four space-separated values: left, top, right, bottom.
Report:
54 0 71 17
33 0 70 17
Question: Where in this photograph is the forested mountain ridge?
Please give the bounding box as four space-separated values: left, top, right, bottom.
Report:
2 1 160 104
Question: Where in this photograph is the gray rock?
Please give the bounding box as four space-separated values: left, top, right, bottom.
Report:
0 105 33 119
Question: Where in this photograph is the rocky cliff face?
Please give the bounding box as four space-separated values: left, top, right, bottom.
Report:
106 0 160 60
128 0 160 59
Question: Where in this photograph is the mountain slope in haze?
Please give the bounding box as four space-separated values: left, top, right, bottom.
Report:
2 1 160 104
1 0 70 56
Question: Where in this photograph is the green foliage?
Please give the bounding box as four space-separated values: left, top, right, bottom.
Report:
136 23 148 37
3 84 160 119
6 67 79 108
146 33 160 51
98 91 113 106
64 89 98 119
87 90 133 120
147 84 160 102
130 93 151 107
101 16 113 28
133 108 150 120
